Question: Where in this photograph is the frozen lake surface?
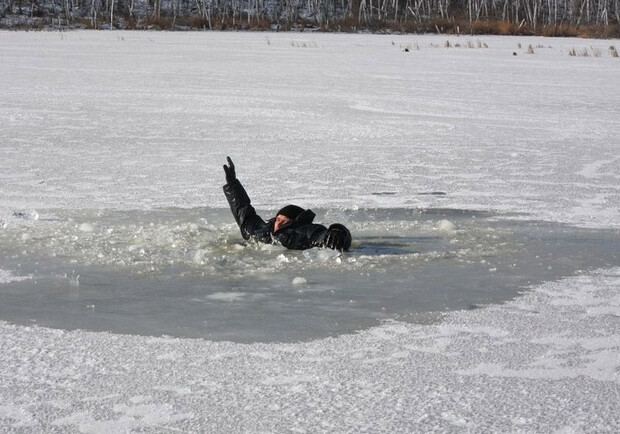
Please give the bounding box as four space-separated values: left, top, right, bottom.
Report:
1 31 619 431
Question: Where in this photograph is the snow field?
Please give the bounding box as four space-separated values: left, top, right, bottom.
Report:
1 31 619 227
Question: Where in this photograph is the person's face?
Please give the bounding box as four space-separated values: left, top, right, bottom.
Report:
274 214 292 233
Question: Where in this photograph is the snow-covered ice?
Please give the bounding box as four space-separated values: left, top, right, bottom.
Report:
1 31 619 431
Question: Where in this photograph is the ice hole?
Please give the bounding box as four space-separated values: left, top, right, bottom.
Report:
0 207 618 343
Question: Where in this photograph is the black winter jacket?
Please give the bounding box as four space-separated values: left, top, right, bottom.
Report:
223 179 351 250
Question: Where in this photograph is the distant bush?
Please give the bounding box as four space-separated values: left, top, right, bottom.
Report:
471 20 520 35
428 18 458 34
541 24 579 37
188 16 211 30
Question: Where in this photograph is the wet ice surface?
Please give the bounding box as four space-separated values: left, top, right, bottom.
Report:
1 207 618 342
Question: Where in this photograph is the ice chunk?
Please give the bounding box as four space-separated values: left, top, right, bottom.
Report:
189 249 207 264
0 269 31 284
13 210 39 220
79 223 95 232
437 219 456 232
302 249 341 262
292 277 307 285
206 292 247 302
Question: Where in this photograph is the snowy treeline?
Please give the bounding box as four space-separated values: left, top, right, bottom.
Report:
1 0 619 31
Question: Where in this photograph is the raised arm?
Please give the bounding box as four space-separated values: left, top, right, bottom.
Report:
222 157 269 241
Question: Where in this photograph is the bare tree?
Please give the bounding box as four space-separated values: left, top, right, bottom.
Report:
1 0 619 31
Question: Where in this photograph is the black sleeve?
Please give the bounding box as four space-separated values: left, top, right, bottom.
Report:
311 223 352 251
222 179 268 241
276 223 352 251
274 224 328 250
309 225 330 248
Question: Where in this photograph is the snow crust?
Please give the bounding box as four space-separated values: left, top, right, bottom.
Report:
1 31 619 431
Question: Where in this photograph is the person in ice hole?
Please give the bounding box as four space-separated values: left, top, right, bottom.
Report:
223 157 352 251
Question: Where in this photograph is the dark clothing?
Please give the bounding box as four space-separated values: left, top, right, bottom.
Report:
223 179 351 251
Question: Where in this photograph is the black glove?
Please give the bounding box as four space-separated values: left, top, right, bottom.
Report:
324 223 352 251
223 156 236 184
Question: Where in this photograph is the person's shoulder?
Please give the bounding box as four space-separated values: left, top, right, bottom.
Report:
296 209 316 224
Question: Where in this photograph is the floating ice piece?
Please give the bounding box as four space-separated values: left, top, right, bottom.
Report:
302 249 341 262
292 277 307 285
0 269 31 284
206 292 247 302
260 243 284 252
79 223 95 232
436 219 456 232
190 249 206 264
13 210 39 220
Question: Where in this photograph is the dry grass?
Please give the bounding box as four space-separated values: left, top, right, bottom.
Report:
470 20 521 35
290 40 318 48
428 18 458 34
364 19 618 38
144 16 174 30
74 18 97 29
333 15 360 33
187 16 211 30
248 18 273 31
541 24 579 37
494 21 520 35
568 46 609 57
426 39 489 50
